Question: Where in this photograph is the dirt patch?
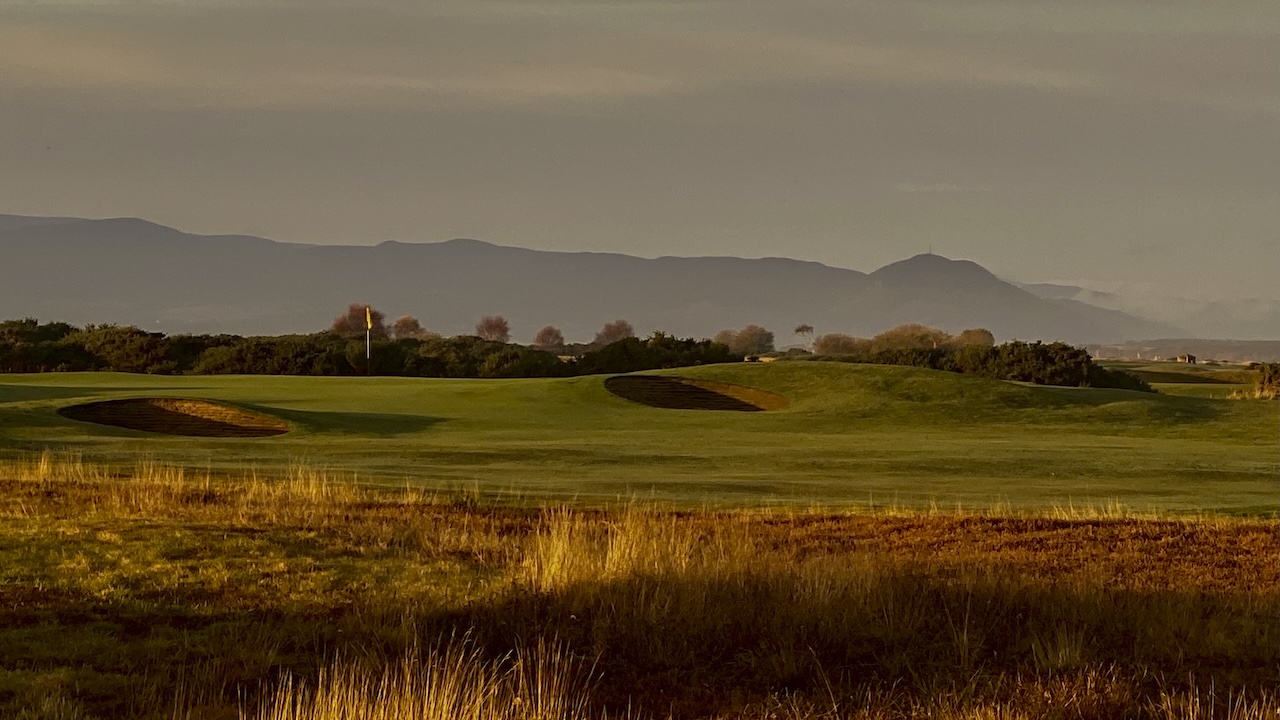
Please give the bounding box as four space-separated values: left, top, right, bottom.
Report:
58 398 289 438
605 375 788 411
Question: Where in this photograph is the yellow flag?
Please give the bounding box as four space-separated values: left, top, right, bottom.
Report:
365 306 372 330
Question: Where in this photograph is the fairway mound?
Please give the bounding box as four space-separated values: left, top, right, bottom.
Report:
58 398 289 437
606 375 788 411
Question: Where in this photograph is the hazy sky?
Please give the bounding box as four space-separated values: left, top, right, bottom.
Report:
3 0 1277 301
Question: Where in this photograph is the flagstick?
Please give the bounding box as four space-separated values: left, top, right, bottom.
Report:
366 328 371 376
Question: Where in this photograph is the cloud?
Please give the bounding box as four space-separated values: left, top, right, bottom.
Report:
894 183 993 194
2 0 1273 116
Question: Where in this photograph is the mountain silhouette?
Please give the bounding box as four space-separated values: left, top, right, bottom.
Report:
0 215 1179 343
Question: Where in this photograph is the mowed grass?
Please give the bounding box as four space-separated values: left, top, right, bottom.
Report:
0 362 1276 512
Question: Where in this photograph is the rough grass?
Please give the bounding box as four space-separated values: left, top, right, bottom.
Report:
1 455 1276 720
1 363 1276 512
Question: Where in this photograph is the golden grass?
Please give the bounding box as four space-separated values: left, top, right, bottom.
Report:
1228 387 1279 400
249 641 597 720
0 454 1276 720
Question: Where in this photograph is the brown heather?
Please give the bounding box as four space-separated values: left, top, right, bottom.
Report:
0 453 1276 720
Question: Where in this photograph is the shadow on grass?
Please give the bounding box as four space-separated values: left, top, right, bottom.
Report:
263 406 445 436
1032 386 1221 420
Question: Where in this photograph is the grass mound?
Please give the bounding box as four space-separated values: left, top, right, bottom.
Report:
57 398 289 437
605 375 789 411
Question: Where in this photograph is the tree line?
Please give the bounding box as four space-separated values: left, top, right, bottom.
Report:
0 315 736 378
0 311 1152 391
800 340 1153 391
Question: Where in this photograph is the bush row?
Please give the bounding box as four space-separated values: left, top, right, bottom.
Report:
0 319 739 378
801 340 1154 392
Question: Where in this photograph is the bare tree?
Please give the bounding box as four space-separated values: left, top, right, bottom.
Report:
954 328 996 347
712 329 738 348
475 315 511 343
794 323 815 349
331 303 387 339
391 315 426 340
594 319 635 346
532 325 565 350
813 333 871 355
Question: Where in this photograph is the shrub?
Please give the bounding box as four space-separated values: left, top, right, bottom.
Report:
576 334 739 375
801 339 1153 392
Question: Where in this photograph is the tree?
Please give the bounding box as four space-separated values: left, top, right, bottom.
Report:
475 315 511 343
532 325 565 350
813 333 870 355
713 325 774 355
793 323 815 350
734 324 775 355
594 319 635 346
871 323 951 352
955 328 996 347
331 303 387 339
391 315 427 340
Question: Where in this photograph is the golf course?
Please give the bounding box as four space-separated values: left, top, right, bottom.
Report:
3 360 1277 719
1 361 1274 513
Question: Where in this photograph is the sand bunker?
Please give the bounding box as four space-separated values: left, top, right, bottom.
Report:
58 398 289 438
605 376 788 412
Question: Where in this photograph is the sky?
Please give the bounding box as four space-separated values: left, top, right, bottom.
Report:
2 0 1277 302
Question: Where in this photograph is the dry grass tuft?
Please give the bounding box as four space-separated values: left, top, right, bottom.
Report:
249 640 598 720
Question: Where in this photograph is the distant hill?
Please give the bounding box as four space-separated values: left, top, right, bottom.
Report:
1018 281 1279 341
0 214 1181 343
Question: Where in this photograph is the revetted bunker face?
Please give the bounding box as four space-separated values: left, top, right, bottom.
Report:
605 376 788 412
58 398 289 438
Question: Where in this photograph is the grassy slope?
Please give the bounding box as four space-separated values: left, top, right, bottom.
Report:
0 362 1275 512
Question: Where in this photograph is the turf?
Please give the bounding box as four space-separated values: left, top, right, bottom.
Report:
0 362 1275 512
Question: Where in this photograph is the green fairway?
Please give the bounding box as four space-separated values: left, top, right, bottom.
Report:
0 363 1276 512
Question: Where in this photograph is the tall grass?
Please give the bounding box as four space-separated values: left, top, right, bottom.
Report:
2 454 1276 719
250 641 598 720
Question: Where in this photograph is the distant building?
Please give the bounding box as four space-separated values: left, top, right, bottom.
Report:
1175 354 1197 364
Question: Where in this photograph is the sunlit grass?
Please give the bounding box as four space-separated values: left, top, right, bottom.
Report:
1 456 1276 719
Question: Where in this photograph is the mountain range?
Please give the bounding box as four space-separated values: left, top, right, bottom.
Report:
0 214 1186 344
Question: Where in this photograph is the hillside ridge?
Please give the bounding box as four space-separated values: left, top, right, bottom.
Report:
0 214 1179 342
